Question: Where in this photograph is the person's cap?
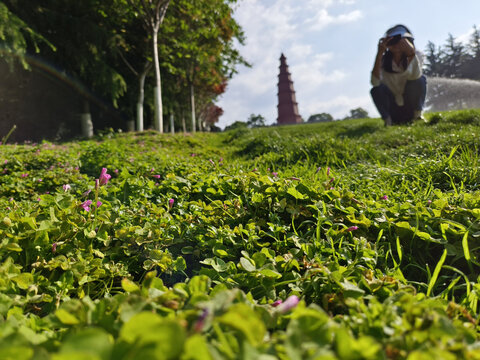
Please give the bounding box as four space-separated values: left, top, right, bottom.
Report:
385 25 413 39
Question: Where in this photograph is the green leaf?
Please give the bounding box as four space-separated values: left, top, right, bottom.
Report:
59 328 113 360
217 303 266 346
12 273 33 290
56 309 80 325
427 248 448 297
181 334 213 360
287 187 305 200
120 312 186 358
239 257 256 272
121 278 140 293
258 268 282 279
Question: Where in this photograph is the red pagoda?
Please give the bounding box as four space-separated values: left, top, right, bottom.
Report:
277 53 302 125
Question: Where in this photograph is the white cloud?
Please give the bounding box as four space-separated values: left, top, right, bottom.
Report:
216 0 365 128
306 9 363 31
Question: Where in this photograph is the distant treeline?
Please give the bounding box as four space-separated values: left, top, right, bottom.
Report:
424 25 480 80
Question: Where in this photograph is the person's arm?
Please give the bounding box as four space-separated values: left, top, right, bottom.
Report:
399 38 416 64
371 37 389 84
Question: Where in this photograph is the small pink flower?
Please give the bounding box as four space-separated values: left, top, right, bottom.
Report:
168 198 174 208
208 159 215 166
63 184 71 192
99 168 111 185
327 167 331 176
96 201 102 208
191 153 197 157
52 243 57 253
276 295 299 313
153 175 161 179
272 172 278 177
272 300 283 307
37 198 41 201
37 178 42 182
346 226 358 232
21 173 28 178
427 200 432 205
381 195 388 200
114 169 119 174
3 160 7 165
193 309 209 333
81 200 93 212
8 198 13 202
83 189 92 197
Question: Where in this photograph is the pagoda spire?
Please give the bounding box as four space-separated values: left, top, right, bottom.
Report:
277 53 302 125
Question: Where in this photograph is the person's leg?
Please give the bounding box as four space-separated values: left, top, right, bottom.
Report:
404 75 427 119
370 84 394 125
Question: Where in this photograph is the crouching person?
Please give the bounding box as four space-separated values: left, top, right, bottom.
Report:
371 24 427 125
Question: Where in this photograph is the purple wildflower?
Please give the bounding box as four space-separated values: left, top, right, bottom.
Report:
272 300 283 307
152 174 161 179
114 169 119 174
21 173 28 178
96 201 102 208
63 184 71 192
276 295 299 313
52 243 57 253
99 168 111 186
81 200 93 212
208 159 215 166
37 179 42 182
381 195 388 200
346 226 358 232
327 167 331 176
316 166 321 173
168 198 175 208
193 308 209 333
272 172 278 177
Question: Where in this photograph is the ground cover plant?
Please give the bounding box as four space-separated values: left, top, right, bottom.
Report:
1 110 480 359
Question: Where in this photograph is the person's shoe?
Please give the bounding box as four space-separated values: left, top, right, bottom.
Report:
412 110 427 123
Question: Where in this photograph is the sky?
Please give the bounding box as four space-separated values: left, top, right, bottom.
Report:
216 0 480 129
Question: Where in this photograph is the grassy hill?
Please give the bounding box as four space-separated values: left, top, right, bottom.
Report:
1 110 480 359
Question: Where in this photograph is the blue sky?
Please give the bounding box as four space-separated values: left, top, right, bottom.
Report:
216 0 480 128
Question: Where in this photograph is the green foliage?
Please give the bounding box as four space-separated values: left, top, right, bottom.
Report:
1 110 480 357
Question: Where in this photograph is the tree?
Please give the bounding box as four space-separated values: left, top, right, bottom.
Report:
127 0 170 133
0 2 53 68
224 120 247 131
246 114 266 128
344 107 369 119
3 0 127 109
159 0 248 132
307 113 333 123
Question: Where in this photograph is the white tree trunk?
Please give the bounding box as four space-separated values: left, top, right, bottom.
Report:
170 113 175 134
136 64 150 131
190 83 196 133
181 113 186 133
152 30 163 133
81 100 93 138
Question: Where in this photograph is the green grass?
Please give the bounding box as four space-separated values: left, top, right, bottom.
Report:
1 110 480 359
